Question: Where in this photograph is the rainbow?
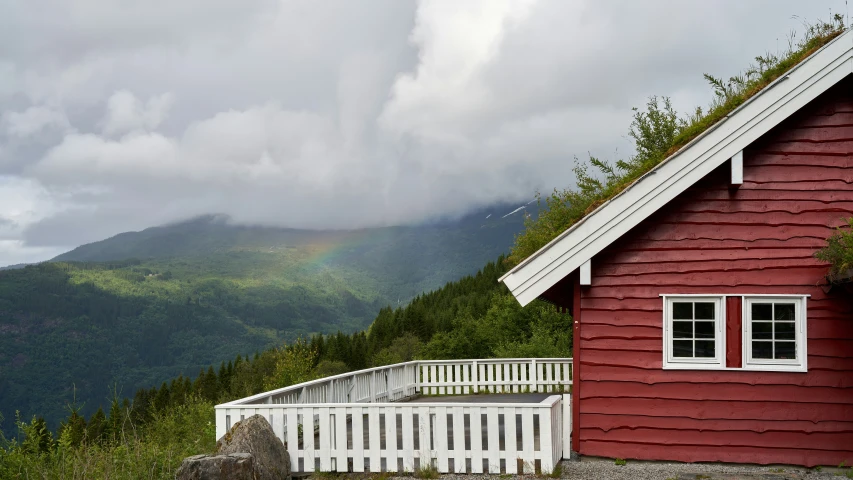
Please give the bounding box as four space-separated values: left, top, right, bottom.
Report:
299 228 400 268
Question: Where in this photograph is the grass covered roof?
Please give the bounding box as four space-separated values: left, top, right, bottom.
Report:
508 16 849 268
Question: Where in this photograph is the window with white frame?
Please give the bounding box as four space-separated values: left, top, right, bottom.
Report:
743 296 807 372
663 296 724 369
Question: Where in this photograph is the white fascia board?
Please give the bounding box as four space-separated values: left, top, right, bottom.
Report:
502 30 853 306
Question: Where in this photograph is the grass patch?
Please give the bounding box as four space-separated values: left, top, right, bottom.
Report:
544 463 563 478
414 463 440 479
311 472 346 479
614 458 627 466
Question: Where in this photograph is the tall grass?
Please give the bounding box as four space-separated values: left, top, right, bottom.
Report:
0 399 215 480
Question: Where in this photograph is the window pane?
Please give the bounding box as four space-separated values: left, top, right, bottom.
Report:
673 321 693 339
673 302 693 320
774 303 795 321
752 341 773 359
672 340 693 357
694 302 715 320
775 321 795 340
752 303 772 320
694 321 715 339
751 321 772 340
695 340 715 358
775 341 796 360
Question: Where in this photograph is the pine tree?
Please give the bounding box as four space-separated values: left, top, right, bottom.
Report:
57 409 86 449
152 382 171 413
86 407 107 445
218 362 229 392
131 388 152 426
201 365 219 402
106 394 124 444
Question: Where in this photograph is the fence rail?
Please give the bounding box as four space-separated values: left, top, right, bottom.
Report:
215 358 572 474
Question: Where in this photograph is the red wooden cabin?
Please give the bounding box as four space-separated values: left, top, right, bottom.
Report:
500 30 853 467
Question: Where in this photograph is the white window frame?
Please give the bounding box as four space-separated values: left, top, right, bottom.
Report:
662 295 725 370
742 295 808 372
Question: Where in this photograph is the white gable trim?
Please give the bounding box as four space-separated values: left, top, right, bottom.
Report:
501 30 853 306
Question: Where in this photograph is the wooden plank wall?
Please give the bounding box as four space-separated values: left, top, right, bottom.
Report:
577 77 853 466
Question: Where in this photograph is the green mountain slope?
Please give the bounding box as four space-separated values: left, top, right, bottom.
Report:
0 205 530 433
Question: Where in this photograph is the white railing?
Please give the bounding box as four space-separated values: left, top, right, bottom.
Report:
215 358 572 474
417 358 572 395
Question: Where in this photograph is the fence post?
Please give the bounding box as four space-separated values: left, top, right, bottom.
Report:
532 359 539 393
562 394 572 459
414 362 420 396
472 360 479 394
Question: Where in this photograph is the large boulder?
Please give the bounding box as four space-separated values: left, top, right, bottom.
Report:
176 453 256 480
217 414 291 480
177 414 291 480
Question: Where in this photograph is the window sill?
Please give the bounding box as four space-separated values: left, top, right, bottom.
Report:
662 363 726 370
662 364 807 372
741 363 807 373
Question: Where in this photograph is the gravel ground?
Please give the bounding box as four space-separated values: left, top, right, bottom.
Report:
548 457 849 480
306 458 852 480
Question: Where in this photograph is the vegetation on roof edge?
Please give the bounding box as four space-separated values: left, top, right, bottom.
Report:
507 16 848 268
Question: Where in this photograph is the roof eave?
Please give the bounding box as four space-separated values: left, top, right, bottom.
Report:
500 28 853 305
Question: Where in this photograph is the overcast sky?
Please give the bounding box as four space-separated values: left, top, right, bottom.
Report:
0 0 847 266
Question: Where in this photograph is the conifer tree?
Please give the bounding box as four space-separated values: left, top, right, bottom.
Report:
86 408 106 445
57 409 86 449
152 382 170 413
201 366 219 402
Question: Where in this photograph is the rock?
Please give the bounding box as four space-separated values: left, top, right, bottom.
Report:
176 453 256 480
216 414 291 480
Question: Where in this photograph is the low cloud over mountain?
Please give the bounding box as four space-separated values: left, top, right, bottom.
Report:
0 0 842 264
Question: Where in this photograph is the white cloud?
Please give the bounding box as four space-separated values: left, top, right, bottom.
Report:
0 176 61 243
380 0 537 143
2 106 70 138
100 90 174 136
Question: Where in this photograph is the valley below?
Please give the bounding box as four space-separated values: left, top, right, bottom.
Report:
0 205 530 433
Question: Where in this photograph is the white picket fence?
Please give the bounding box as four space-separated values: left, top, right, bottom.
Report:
215 358 572 474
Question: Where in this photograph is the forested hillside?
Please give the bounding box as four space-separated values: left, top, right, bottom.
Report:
0 257 570 478
0 205 530 436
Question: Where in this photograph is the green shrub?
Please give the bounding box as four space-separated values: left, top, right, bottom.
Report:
816 217 853 278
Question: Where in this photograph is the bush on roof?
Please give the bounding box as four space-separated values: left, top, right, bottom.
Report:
507 16 848 267
816 218 853 281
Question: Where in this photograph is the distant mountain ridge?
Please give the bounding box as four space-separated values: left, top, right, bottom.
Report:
0 202 535 434
53 205 532 263
0 263 30 271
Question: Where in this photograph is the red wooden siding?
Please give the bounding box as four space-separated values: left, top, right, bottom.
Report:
725 296 742 368
576 77 853 466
